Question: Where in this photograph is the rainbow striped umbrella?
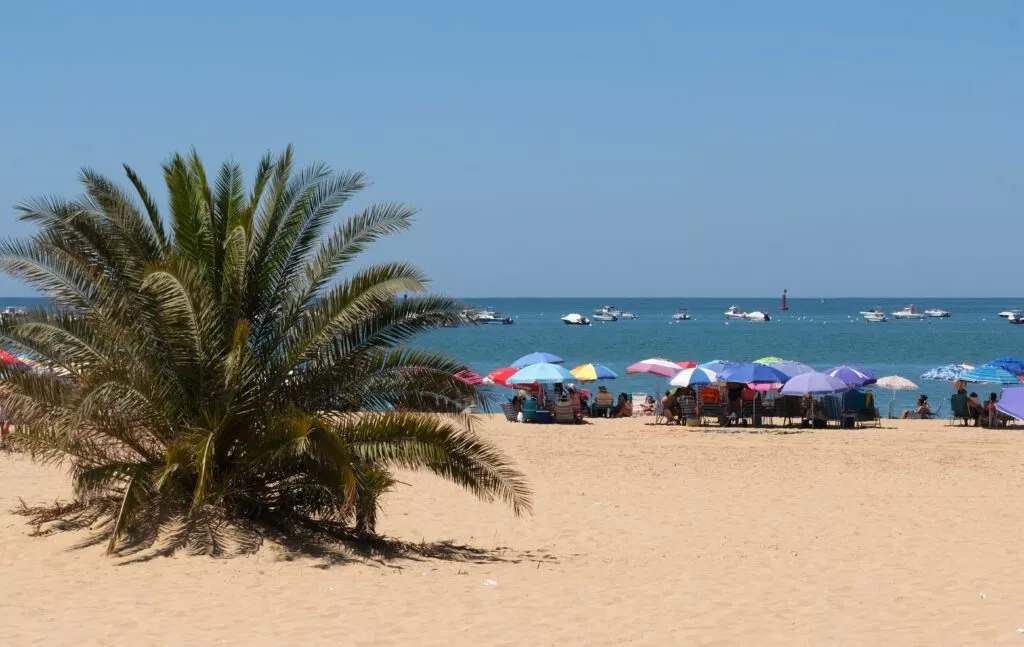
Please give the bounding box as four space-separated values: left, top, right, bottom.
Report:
571 363 618 383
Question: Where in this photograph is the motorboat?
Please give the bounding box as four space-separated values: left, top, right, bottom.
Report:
1 306 27 318
744 310 771 322
561 313 591 326
999 310 1021 319
619 312 638 320
671 309 692 321
924 308 950 318
594 305 622 318
724 305 746 319
892 305 926 320
859 307 887 322
1009 312 1024 325
592 312 618 322
471 309 513 325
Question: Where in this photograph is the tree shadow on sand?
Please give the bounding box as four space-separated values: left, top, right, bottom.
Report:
12 498 558 570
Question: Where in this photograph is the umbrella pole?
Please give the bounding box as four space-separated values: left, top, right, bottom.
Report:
889 390 896 419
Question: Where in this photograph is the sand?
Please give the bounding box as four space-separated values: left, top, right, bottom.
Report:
4 417 1024 645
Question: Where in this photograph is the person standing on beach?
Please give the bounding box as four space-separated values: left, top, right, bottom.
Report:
0 391 10 449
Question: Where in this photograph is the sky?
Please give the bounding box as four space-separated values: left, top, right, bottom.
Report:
0 0 1021 298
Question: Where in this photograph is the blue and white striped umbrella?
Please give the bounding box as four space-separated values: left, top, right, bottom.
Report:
921 364 970 381
960 364 1021 385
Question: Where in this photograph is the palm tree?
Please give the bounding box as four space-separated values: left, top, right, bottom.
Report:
0 146 530 554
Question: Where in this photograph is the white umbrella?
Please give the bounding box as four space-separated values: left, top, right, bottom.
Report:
669 367 715 388
875 375 918 418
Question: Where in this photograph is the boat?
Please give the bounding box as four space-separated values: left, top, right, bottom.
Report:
619 312 638 320
592 312 618 322
471 309 514 325
999 310 1021 319
924 308 950 318
892 304 926 320
1009 312 1024 325
561 313 591 326
594 305 622 318
779 289 789 311
744 310 771 322
671 309 692 321
724 305 746 319
859 307 887 322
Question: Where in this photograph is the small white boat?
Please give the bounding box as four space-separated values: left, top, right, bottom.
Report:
671 309 692 321
892 305 926 320
592 312 618 322
471 309 513 325
594 305 622 318
561 313 591 326
924 308 950 318
859 307 887 322
724 305 746 319
619 312 638 320
1 306 27 317
744 310 771 322
1009 313 1024 325
999 310 1021 319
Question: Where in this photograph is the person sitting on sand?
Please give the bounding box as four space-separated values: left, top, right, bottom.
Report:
613 393 632 418
662 390 681 423
641 394 656 415
903 394 933 419
967 391 983 424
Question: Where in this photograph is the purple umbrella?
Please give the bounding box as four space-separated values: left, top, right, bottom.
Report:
824 365 877 387
781 371 849 396
997 387 1024 421
772 360 814 379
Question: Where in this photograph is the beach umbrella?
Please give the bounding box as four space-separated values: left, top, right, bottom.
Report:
486 367 520 387
875 375 918 391
676 360 698 369
699 360 736 375
754 356 785 365
668 367 715 388
718 363 790 385
771 360 814 379
454 370 483 385
507 362 576 385
0 350 25 366
626 358 682 378
997 387 1024 421
780 371 849 396
987 357 1024 376
824 365 877 387
511 352 564 369
571 363 618 382
960 364 1020 385
874 375 918 418
920 364 972 381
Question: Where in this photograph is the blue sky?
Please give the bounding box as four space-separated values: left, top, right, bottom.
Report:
1 0 1021 298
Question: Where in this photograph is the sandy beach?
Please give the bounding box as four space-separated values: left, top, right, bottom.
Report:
4 417 1024 645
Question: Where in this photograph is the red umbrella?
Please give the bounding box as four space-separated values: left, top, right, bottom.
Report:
454 369 483 385
677 361 698 369
486 367 519 387
0 350 24 366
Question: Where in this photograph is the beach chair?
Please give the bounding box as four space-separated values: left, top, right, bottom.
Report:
680 396 698 422
701 402 725 425
653 399 665 424
950 393 970 426
500 401 518 422
554 399 576 424
522 398 538 423
631 392 648 417
823 396 844 427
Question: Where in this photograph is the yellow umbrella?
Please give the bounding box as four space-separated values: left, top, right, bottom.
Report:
754 356 784 365
570 363 618 382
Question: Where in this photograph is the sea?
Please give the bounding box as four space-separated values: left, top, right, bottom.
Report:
2 296 1021 416
418 298 1023 416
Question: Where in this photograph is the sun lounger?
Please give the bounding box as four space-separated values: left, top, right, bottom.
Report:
500 401 518 422
554 399 576 424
